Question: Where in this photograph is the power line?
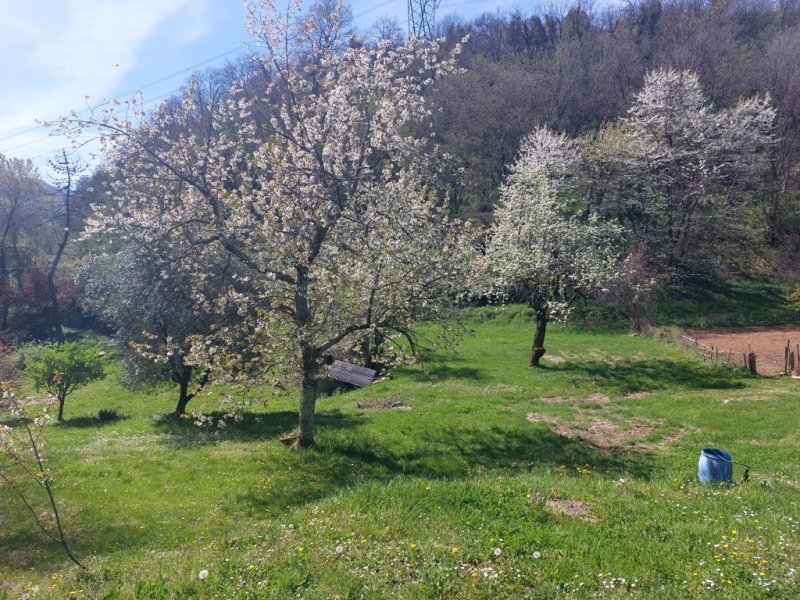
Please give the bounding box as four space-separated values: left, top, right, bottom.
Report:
0 45 248 154
0 1 432 150
2 1 491 159
354 0 400 19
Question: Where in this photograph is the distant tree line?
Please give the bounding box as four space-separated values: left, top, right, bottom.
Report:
0 154 95 342
428 0 800 253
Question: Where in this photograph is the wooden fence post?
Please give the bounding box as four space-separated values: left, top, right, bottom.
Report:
785 340 790 374
795 344 800 376
746 352 757 375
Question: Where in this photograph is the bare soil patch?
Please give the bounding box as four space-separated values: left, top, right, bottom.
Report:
582 393 610 405
0 396 50 412
535 396 567 404
356 397 411 410
545 499 598 523
630 427 691 451
527 411 689 451
556 417 653 450
527 412 648 448
624 391 654 399
688 325 800 376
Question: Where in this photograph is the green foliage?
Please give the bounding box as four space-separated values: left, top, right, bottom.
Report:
23 342 105 420
786 283 800 317
97 408 120 421
2 313 799 598
654 278 795 328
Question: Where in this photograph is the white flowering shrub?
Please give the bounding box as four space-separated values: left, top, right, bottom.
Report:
604 68 775 274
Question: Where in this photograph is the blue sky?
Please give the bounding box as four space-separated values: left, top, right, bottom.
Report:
0 1 518 176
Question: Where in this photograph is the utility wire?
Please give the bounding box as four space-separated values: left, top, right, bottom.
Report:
0 45 248 153
2 0 492 157
1 2 404 148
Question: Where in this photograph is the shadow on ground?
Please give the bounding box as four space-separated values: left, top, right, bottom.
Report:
395 361 490 383
548 358 747 393
150 409 365 447
58 414 130 428
237 421 656 517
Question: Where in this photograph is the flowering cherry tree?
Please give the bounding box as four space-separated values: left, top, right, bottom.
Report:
484 127 622 366
596 68 776 274
54 0 473 447
77 243 228 415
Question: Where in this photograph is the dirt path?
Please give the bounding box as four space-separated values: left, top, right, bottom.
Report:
687 325 800 375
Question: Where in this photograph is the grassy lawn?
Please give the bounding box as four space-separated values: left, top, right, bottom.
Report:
1 306 799 598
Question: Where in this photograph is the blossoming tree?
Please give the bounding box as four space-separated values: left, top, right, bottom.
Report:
592 68 775 275
55 0 474 447
77 242 227 416
484 127 622 366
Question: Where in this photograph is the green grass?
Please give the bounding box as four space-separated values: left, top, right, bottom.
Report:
653 277 796 328
1 305 799 598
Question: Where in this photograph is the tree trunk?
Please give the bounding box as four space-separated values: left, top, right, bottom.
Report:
174 365 193 415
296 348 318 449
47 280 65 344
529 301 549 367
57 396 65 422
294 263 318 449
360 335 373 370
47 151 74 345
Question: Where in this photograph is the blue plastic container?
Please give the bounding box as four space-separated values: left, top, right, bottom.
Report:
698 448 733 483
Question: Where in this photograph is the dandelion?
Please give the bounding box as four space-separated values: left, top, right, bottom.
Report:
451 546 459 553
335 545 344 554
493 547 502 557
533 551 542 559
198 569 209 580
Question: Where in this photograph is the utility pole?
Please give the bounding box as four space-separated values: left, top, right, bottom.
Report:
408 0 441 40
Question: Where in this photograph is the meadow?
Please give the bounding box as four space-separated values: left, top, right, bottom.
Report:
1 306 799 598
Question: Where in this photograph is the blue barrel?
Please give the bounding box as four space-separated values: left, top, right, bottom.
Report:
698 448 733 483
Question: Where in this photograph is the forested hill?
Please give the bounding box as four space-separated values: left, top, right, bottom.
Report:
428 0 799 230
1 0 799 346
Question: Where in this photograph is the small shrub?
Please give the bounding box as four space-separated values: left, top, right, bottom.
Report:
786 283 800 317
24 341 106 421
98 408 120 421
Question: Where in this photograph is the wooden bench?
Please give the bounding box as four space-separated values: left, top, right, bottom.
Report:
328 360 376 387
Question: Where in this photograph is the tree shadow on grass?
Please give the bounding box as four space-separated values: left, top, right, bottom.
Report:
336 425 654 480
3 414 658 571
150 409 365 447
58 414 130 428
238 422 656 517
547 358 747 394
395 362 490 383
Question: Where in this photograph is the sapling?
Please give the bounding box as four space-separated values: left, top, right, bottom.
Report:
0 382 84 567
24 341 105 421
